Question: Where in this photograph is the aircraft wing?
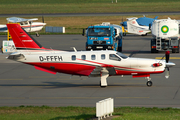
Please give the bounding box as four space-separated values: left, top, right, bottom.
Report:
127 17 138 21
7 17 38 23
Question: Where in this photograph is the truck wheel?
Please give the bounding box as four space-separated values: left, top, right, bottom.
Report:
1 46 3 53
151 49 158 53
118 47 122 52
123 33 126 36
172 49 179 53
172 49 176 53
177 49 179 53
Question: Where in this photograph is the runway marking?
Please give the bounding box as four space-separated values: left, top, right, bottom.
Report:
0 97 25 99
56 78 86 80
116 97 149 99
0 97 150 99
0 79 23 80
155 57 180 59
114 83 145 84
29 76 57 78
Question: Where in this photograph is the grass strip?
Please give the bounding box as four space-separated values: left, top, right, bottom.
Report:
0 106 180 120
0 0 180 14
1 15 180 35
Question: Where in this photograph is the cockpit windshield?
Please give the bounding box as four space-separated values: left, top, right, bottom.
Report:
116 52 128 59
88 28 111 36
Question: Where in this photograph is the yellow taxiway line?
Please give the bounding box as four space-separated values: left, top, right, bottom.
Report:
155 57 180 59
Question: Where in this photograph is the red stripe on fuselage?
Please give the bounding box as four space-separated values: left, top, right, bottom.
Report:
77 58 143 71
26 62 96 76
115 69 164 76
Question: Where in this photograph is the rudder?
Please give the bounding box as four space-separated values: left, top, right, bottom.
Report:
6 23 43 49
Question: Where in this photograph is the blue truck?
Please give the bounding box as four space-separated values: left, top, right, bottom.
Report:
82 22 123 52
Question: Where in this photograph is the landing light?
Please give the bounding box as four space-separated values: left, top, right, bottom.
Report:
153 63 162 67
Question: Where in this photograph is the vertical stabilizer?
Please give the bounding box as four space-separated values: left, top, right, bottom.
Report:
6 23 43 49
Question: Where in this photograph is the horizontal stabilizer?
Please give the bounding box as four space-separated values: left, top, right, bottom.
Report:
7 53 25 61
34 66 57 74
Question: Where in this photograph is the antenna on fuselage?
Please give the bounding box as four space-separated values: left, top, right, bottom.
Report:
71 47 77 52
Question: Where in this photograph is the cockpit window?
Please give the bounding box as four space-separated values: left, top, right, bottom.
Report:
109 54 121 61
116 52 128 59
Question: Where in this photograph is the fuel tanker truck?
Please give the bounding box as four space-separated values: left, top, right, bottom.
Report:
151 18 180 53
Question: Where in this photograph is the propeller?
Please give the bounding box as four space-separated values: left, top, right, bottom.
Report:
42 16 44 23
165 51 170 78
120 17 123 25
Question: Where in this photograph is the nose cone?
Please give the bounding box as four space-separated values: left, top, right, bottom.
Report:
166 62 175 67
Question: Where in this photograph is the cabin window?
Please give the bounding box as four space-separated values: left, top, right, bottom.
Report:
91 54 96 60
72 55 76 61
81 55 86 60
101 54 105 60
109 54 121 61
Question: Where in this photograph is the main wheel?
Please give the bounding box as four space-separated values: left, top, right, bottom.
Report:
146 81 153 87
118 47 122 52
172 49 179 53
151 49 158 53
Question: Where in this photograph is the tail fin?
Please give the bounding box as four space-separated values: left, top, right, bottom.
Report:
6 23 43 49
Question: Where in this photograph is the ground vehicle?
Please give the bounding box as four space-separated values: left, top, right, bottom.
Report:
151 18 179 53
82 22 123 52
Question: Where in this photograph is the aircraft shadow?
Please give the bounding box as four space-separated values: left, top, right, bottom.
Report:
0 82 146 88
49 114 95 120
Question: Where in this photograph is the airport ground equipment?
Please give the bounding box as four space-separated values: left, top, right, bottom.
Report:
82 22 123 52
151 18 180 53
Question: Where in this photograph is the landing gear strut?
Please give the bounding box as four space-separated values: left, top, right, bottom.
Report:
100 72 109 87
36 32 40 37
146 77 152 87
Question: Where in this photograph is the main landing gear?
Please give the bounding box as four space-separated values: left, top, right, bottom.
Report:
36 32 40 37
100 72 109 88
146 77 153 87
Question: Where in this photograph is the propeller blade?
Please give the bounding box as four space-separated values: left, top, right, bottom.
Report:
165 67 170 79
30 22 32 31
42 16 44 23
165 51 170 63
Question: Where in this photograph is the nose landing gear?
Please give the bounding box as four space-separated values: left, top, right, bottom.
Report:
146 77 152 87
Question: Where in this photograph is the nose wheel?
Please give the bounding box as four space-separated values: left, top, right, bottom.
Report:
146 81 153 87
146 77 152 87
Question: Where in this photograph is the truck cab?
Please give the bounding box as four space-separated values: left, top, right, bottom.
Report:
83 22 123 52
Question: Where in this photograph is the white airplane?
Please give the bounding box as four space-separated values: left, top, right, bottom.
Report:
0 17 46 37
6 23 175 87
120 16 158 36
126 18 151 36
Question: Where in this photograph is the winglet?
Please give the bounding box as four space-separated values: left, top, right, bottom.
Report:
6 23 43 49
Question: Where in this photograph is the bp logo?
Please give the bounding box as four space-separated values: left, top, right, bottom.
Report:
161 25 169 33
